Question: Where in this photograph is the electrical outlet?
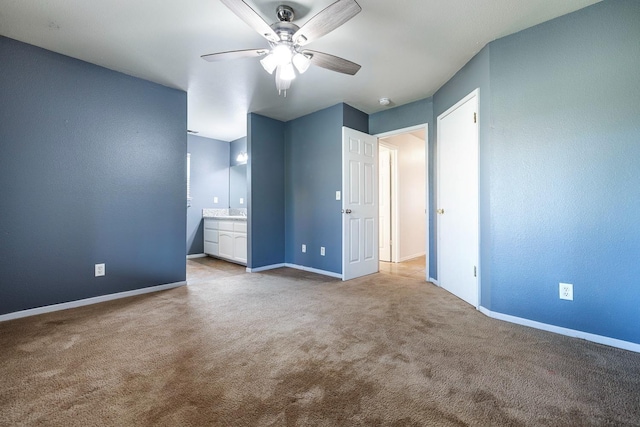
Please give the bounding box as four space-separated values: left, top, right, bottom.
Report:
559 283 573 300
95 263 105 277
302 244 306 253
320 247 325 256
239 198 244 205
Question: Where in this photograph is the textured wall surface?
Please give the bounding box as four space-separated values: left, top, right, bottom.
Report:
433 45 491 295
285 104 344 273
229 136 247 167
0 36 187 314
487 0 640 343
343 103 369 134
247 113 285 269
369 98 432 136
187 135 229 255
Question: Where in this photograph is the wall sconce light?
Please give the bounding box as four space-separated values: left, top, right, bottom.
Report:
236 152 248 164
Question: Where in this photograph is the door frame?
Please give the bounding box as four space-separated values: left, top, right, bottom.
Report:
436 88 480 307
378 141 398 262
375 123 429 281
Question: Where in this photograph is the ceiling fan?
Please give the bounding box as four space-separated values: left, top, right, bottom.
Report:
202 0 362 96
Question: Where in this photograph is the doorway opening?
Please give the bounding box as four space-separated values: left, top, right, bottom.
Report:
376 125 428 278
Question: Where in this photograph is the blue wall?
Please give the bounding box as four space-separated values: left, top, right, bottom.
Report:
247 113 285 269
369 98 432 136
229 136 247 167
0 36 187 315
283 103 370 274
343 103 369 134
284 104 344 273
484 0 640 343
366 0 640 345
433 45 491 296
187 134 229 255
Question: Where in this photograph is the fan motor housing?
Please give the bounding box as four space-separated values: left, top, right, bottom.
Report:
271 21 299 42
276 5 295 22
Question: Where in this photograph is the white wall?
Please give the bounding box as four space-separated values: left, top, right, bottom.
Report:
383 133 426 261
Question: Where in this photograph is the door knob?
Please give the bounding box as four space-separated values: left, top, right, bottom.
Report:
345 209 352 214
437 209 445 215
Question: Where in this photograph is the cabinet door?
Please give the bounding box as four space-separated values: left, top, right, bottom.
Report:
233 233 247 263
219 232 234 260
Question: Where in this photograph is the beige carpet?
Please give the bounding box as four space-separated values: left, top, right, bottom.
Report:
1 257 639 426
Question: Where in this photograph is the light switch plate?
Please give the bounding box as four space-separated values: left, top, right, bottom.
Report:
336 191 341 201
240 198 244 204
214 197 218 203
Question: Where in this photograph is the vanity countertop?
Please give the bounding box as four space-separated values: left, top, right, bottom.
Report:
202 208 246 220
203 215 246 220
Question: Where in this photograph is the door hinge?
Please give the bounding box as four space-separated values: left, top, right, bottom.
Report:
473 112 477 124
473 266 477 277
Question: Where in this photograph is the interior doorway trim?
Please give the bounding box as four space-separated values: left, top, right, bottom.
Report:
378 141 398 263
375 123 429 281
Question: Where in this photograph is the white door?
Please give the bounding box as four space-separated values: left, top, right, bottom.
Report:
379 146 392 262
342 127 379 280
437 89 479 307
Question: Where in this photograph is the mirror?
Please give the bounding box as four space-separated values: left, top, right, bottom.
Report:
229 164 247 209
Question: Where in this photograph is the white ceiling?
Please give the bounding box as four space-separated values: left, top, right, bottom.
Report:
0 0 600 141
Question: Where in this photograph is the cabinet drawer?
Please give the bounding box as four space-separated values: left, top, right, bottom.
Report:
204 241 219 256
204 229 218 243
204 219 219 230
233 222 247 233
218 221 234 231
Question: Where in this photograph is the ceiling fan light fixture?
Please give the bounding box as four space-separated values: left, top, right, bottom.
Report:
206 0 363 97
292 53 311 74
279 62 296 81
260 53 278 74
275 73 292 96
272 44 293 66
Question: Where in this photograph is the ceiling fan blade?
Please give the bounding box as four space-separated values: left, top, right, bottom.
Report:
293 0 362 46
201 49 268 62
220 0 279 42
303 50 361 75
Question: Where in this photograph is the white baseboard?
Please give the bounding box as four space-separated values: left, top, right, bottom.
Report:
285 263 342 279
398 252 426 263
0 281 187 323
246 263 341 279
478 306 640 354
186 253 207 259
246 263 286 273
